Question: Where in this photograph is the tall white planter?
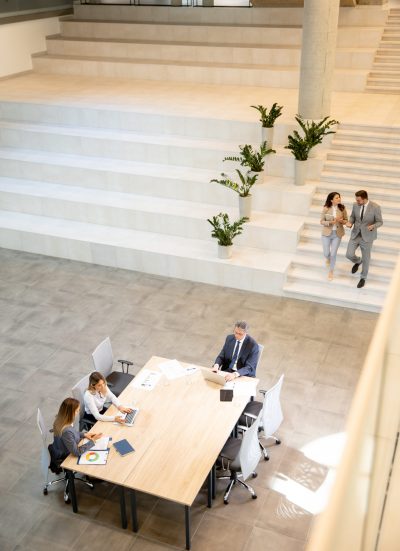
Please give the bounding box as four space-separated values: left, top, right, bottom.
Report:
218 245 232 259
249 169 264 183
295 159 308 186
261 126 274 148
239 195 252 219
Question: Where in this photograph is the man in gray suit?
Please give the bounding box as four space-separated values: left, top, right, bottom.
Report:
346 190 383 288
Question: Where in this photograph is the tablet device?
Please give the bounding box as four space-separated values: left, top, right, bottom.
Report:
113 439 135 456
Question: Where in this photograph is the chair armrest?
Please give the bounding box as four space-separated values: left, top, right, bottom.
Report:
117 359 133 374
244 412 258 421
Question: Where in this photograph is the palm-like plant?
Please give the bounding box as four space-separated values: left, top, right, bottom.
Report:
285 130 311 161
223 141 276 172
207 213 248 247
296 115 339 148
251 103 283 128
210 169 258 197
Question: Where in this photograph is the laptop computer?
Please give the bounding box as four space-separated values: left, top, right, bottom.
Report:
201 368 227 386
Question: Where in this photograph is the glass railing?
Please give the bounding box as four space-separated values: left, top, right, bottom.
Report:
307 254 400 551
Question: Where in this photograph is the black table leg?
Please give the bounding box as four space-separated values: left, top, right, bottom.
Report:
185 505 191 550
119 487 127 529
207 470 212 508
212 463 216 500
66 470 78 513
130 489 138 532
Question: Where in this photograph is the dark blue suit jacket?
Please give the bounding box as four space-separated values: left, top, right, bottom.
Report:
215 334 259 377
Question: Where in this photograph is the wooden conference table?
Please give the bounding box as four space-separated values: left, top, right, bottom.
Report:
62 356 258 549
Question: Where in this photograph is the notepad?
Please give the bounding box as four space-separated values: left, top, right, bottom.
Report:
113 439 135 456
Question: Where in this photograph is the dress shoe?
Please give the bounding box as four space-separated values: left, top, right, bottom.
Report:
352 263 361 274
357 278 365 289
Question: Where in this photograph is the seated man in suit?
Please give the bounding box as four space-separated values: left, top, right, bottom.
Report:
212 320 259 382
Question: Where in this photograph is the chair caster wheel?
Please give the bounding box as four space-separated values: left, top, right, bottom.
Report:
252 494 257 499
276 439 281 445
64 497 71 504
223 499 229 505
252 473 258 478
264 455 269 461
43 488 48 495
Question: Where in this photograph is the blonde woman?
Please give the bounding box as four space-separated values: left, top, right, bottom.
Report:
53 397 102 458
83 371 132 425
320 192 348 280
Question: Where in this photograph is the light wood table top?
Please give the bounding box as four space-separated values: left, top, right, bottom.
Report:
63 356 258 506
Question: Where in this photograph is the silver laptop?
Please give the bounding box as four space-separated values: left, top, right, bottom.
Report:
201 368 226 386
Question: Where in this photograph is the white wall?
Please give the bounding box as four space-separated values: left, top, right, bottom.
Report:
0 17 60 78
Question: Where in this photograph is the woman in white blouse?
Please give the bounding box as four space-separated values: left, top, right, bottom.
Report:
320 192 348 280
83 371 132 425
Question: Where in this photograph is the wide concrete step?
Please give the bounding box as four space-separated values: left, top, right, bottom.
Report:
290 256 392 284
0 152 307 213
367 77 400 87
0 120 240 169
0 178 303 252
365 85 400 94
301 228 399 255
304 217 398 242
0 100 262 142
327 149 400 167
46 36 374 70
316 180 400 206
324 159 400 178
339 123 400 135
375 52 400 59
319 171 400 191
31 53 368 92
283 273 385 313
332 139 400 155
373 63 400 70
296 241 396 269
0 210 292 296
59 18 303 46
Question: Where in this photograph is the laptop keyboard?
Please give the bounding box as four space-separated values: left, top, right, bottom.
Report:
125 408 139 424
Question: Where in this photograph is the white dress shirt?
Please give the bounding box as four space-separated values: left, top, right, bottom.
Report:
84 388 120 422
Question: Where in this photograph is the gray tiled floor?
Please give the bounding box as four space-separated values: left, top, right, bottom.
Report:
0 248 377 551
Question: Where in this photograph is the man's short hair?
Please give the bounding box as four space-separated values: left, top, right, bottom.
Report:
355 190 368 200
234 320 249 332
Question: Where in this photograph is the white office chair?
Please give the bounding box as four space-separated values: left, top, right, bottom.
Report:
72 373 96 432
37 408 66 498
92 337 134 397
255 344 264 372
217 411 262 504
238 374 284 460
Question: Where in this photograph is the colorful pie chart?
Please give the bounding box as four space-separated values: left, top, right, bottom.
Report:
86 451 99 462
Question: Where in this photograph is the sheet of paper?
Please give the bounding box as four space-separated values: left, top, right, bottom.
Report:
233 381 258 398
78 449 109 465
90 436 111 450
132 368 162 390
158 359 186 380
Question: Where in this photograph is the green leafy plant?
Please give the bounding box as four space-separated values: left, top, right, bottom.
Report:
223 141 276 172
285 129 311 161
210 169 258 197
251 103 283 128
296 115 339 148
207 212 248 247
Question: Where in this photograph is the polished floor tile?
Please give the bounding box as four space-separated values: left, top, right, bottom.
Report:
0 248 377 550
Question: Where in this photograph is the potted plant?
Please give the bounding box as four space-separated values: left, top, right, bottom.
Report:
251 102 283 147
223 141 276 180
297 115 339 158
285 120 312 186
207 212 248 259
210 169 258 219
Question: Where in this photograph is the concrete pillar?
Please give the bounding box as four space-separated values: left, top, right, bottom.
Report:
298 0 340 119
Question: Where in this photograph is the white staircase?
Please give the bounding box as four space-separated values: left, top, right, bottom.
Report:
284 124 400 312
367 8 400 93
28 5 384 91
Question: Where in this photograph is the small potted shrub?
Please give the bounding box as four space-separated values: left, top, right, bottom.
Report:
299 115 339 157
223 141 276 180
251 102 283 147
210 169 257 219
285 121 312 186
207 212 248 259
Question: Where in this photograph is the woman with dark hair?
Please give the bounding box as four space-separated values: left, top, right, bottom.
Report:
53 397 102 457
320 192 348 280
83 371 132 425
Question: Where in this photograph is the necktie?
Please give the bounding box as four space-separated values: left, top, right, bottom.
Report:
360 205 364 221
229 340 240 370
